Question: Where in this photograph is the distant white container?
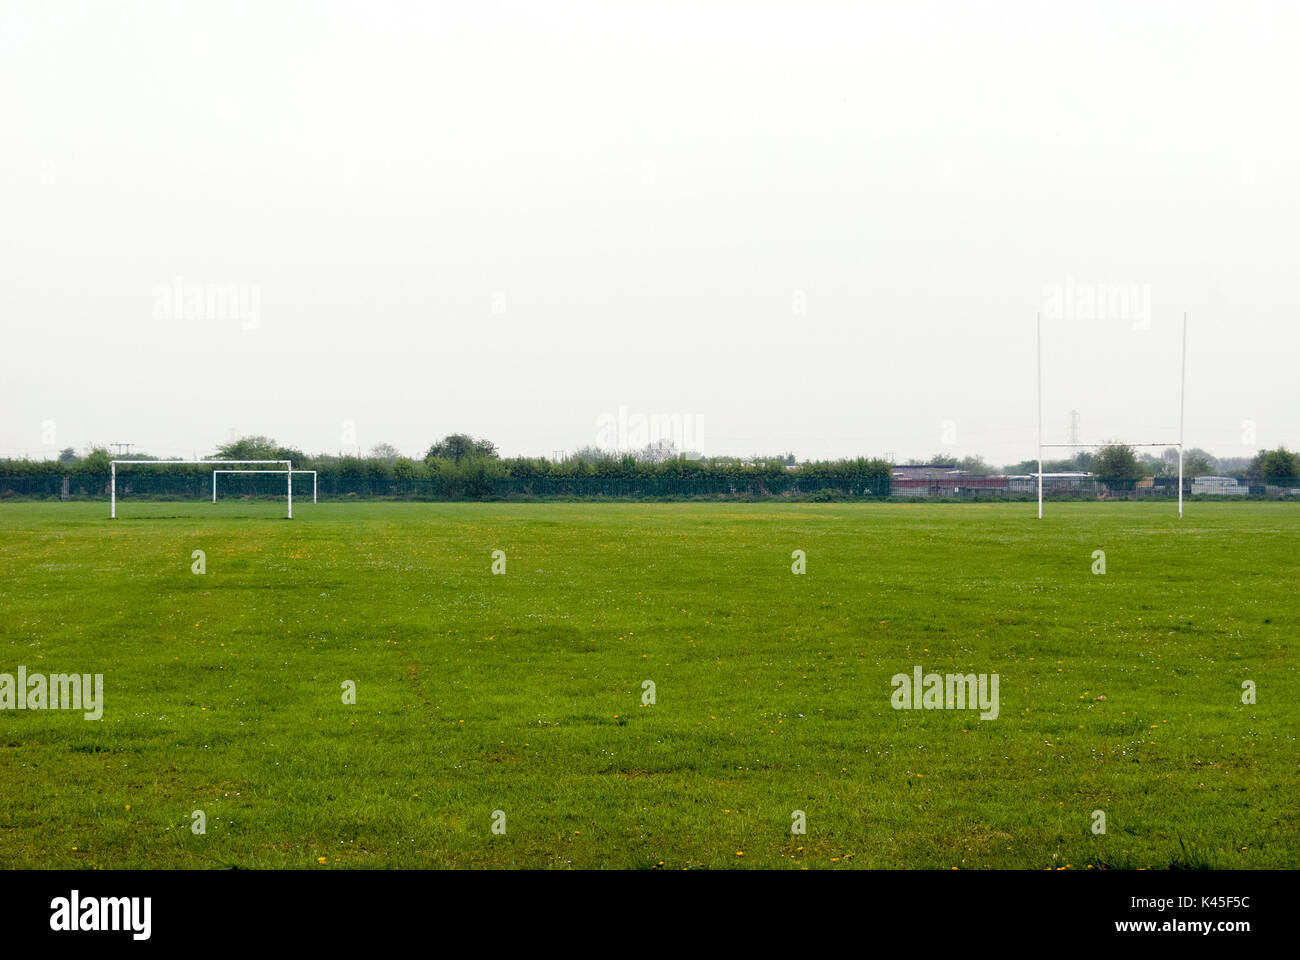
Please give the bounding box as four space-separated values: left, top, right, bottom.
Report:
1191 476 1244 495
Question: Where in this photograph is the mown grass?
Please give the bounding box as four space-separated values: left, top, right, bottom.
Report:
0 500 1295 869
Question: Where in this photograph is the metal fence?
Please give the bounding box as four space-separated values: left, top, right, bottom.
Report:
1 472 1295 502
0 472 890 501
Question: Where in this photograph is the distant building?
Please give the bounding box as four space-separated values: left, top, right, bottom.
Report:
1192 476 1244 496
892 463 958 481
1007 472 1092 495
894 474 1017 497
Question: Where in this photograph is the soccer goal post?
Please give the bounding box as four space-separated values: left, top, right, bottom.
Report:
213 469 316 505
110 459 293 518
1036 314 1187 519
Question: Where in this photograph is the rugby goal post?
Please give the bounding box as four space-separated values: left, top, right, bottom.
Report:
213 469 316 505
110 460 293 518
1036 314 1187 519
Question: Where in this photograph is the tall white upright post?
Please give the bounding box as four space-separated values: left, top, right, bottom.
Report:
1037 313 1043 519
286 460 293 519
1179 313 1187 519
212 471 217 503
110 461 116 518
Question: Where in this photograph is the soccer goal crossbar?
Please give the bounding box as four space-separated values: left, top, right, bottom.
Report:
110 459 294 518
1036 314 1188 519
213 469 316 504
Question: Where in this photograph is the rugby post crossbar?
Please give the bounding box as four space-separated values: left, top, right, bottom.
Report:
110 459 293 518
1036 314 1188 519
213 469 316 505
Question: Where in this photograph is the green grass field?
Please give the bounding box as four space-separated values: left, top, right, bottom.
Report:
0 500 1295 869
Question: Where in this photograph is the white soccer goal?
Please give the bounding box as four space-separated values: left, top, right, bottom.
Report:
110 459 293 518
1035 314 1188 519
213 469 316 505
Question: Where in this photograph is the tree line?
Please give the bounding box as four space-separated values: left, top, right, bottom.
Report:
0 435 894 499
3 434 1297 493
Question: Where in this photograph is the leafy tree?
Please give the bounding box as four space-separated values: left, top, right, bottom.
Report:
1092 444 1144 486
425 434 498 463
428 454 505 497
369 443 401 464
1159 446 1216 478
1138 453 1166 476
80 447 111 471
215 435 305 463
568 445 614 465
1183 452 1216 478
58 448 78 464
1249 447 1300 483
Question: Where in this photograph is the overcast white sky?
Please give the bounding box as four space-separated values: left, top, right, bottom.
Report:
2 0 1296 465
